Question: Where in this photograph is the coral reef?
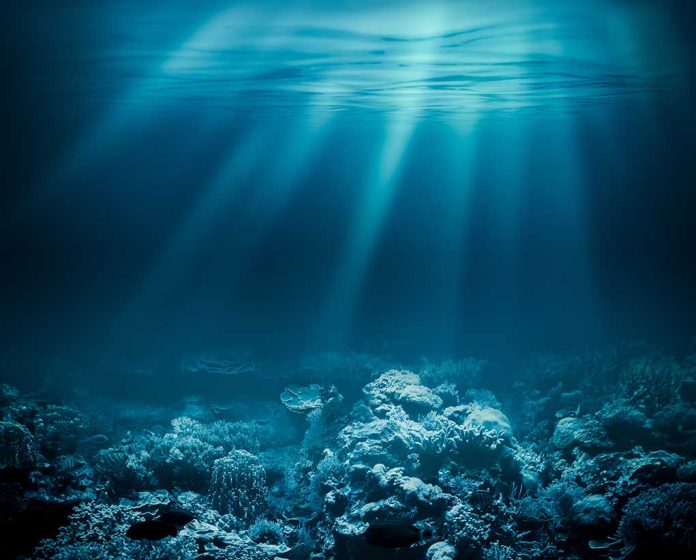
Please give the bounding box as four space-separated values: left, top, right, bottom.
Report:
0 343 693 559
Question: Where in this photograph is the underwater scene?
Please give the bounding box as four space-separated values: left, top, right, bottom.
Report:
1 1 695 559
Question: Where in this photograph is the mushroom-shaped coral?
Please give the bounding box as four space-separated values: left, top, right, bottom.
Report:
280 384 324 414
551 416 611 452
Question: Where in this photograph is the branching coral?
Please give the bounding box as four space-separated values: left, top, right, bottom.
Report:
249 518 286 545
444 501 490 555
33 500 197 560
93 443 155 494
149 433 225 491
619 353 685 415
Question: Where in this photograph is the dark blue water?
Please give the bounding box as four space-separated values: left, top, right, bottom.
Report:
1 3 695 559
3 1 695 369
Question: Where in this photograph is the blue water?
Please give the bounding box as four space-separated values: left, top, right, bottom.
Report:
3 0 694 367
0 3 695 558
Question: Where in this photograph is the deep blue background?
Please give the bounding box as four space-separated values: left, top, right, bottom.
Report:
1 1 695 383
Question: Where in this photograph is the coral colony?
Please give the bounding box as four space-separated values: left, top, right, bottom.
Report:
0 347 694 559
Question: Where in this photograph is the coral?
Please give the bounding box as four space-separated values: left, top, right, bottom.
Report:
551 416 611 452
482 542 521 559
539 480 587 527
363 370 443 417
0 384 20 409
597 399 654 449
559 448 684 504
0 420 36 469
308 449 345 506
213 541 274 560
249 518 286 545
618 352 685 414
417 410 510 474
32 405 89 460
433 383 460 407
94 446 154 493
619 482 696 557
209 450 267 526
170 414 286 454
464 407 513 443
444 501 490 554
281 384 325 414
338 404 427 468
181 349 255 376
462 388 501 409
677 460 696 482
427 541 457 560
0 347 692 560
569 494 613 532
33 499 186 559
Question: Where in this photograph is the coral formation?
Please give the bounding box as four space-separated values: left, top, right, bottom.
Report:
0 344 693 559
209 450 267 526
0 421 37 469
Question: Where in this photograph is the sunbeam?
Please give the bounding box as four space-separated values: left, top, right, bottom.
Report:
111 124 271 340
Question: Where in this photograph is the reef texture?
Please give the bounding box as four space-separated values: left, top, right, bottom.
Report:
0 345 694 559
